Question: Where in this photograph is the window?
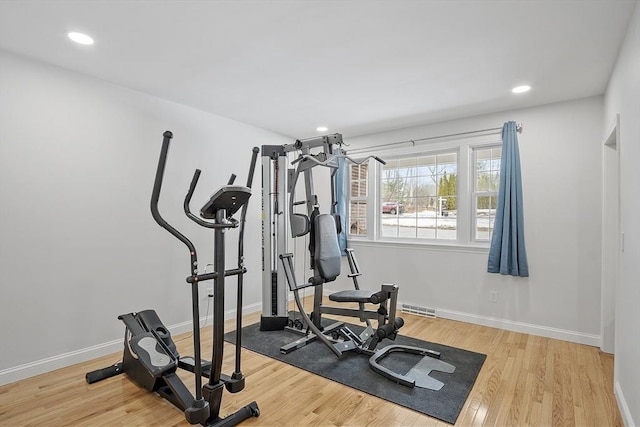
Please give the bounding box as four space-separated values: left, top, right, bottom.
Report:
349 163 368 235
380 152 457 240
473 146 502 241
347 135 502 246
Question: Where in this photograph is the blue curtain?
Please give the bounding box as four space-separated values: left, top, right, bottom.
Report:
488 121 529 277
335 149 348 254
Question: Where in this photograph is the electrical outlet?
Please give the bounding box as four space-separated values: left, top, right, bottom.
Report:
489 291 498 303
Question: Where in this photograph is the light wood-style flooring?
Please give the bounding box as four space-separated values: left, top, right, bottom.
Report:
0 304 621 426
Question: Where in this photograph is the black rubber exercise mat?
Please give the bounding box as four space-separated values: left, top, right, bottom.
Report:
224 321 486 424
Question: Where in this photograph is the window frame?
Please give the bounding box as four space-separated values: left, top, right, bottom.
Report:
378 148 460 241
347 133 502 249
472 144 503 243
348 162 369 236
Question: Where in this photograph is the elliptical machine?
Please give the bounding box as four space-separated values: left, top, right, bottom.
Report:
86 131 260 426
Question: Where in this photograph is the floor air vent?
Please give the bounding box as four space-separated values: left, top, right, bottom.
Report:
401 304 436 318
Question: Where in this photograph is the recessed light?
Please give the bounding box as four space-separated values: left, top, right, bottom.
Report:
68 32 94 45
512 85 531 94
316 126 328 132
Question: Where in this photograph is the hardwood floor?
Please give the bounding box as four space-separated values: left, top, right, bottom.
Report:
0 306 621 426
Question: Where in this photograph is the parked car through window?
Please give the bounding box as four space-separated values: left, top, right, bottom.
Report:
381 202 405 214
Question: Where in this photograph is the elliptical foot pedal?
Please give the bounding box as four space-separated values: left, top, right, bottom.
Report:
131 332 176 377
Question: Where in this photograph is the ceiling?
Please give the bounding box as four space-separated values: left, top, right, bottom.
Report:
0 0 636 139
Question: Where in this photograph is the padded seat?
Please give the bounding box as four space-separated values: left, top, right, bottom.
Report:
329 289 379 303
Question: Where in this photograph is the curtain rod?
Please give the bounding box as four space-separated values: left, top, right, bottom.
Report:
347 123 523 153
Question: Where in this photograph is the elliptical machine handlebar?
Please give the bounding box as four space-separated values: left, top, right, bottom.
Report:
238 147 260 257
245 147 260 189
151 131 259 271
150 131 198 273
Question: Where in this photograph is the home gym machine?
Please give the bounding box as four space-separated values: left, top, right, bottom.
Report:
260 133 456 390
86 131 260 425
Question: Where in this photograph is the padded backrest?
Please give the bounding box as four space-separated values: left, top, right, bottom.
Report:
314 214 341 282
291 213 310 237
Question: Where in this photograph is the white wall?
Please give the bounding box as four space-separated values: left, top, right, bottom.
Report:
604 2 640 425
0 51 289 384
329 96 604 346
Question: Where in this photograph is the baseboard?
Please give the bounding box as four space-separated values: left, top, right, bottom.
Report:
0 337 125 387
436 308 601 346
0 302 263 387
8 299 599 387
614 380 635 427
321 289 601 347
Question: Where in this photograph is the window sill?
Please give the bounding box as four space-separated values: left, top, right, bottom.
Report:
347 237 490 254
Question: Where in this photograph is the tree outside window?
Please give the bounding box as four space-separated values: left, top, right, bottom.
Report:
380 152 457 240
